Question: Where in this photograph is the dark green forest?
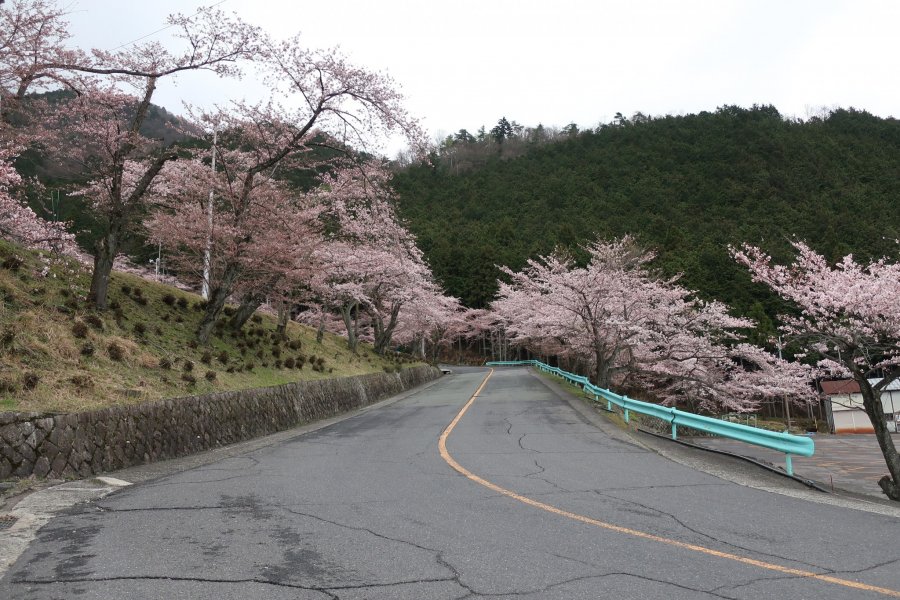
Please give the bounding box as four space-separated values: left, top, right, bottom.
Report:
393 105 900 328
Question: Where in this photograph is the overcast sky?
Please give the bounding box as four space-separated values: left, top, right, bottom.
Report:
64 0 900 153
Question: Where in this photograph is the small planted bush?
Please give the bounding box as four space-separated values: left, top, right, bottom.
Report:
283 357 295 369
288 339 302 350
71 321 89 339
181 373 196 384
183 359 194 372
200 351 212 365
133 322 147 336
162 293 176 306
107 342 124 361
71 375 93 389
1 255 23 272
217 351 229 365
84 314 104 331
80 342 95 357
22 372 40 390
204 370 217 381
176 297 188 309
0 377 18 393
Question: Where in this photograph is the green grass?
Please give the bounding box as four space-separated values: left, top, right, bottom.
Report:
0 239 419 413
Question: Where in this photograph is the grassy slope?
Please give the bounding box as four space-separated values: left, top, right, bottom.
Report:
0 240 415 413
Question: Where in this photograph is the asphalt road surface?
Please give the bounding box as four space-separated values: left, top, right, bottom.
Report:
2 367 899 599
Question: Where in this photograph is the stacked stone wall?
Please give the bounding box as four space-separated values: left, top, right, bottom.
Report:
0 366 441 479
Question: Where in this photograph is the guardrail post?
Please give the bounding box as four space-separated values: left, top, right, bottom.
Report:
785 454 793 476
624 408 629 423
671 422 677 440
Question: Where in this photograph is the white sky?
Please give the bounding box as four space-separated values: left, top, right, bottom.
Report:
64 0 900 153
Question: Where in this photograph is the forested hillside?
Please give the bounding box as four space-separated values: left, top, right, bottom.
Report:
393 106 900 322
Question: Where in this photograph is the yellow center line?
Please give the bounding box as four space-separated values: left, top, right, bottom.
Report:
438 368 900 598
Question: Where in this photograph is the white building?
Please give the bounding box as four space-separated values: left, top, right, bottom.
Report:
821 379 900 434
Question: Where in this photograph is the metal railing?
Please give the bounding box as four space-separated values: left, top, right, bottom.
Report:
485 360 814 475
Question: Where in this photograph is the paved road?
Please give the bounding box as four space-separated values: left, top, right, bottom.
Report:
1 367 899 599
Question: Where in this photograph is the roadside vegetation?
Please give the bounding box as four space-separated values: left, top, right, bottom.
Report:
0 240 413 414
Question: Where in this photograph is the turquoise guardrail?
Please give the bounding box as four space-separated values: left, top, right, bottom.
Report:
485 359 814 476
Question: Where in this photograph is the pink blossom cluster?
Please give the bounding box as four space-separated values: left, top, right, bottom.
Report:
494 237 814 412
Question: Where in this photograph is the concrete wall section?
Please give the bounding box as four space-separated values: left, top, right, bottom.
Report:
0 366 441 479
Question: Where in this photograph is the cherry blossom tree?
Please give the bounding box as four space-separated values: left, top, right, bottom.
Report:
0 145 70 248
179 31 422 342
734 241 900 500
494 236 813 412
397 292 464 362
0 0 76 124
0 1 76 250
309 164 435 354
147 149 325 329
30 5 262 309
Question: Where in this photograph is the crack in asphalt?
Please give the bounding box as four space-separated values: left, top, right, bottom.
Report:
590 489 830 573
594 482 731 492
833 556 900 576
450 570 735 599
280 507 440 557
708 571 816 596
8 575 342 599
139 473 254 489
517 434 529 452
521 458 546 478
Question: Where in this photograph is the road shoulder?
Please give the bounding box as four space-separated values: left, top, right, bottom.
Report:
527 368 900 519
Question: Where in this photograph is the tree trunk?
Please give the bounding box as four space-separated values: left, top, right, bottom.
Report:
89 216 125 310
373 302 401 355
857 376 900 500
340 302 358 353
197 264 239 343
594 348 611 389
316 312 325 344
230 293 262 331
276 302 289 336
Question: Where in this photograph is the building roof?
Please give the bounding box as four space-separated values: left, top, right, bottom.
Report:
820 380 860 396
870 378 900 391
820 378 900 396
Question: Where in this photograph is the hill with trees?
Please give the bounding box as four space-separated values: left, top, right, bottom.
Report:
393 105 900 325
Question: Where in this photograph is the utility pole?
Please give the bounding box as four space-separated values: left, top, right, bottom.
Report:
778 335 792 431
50 189 60 221
201 130 217 300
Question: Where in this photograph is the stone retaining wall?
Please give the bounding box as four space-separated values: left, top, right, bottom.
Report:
0 366 441 479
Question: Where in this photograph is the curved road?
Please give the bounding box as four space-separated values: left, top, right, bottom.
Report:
2 367 899 599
